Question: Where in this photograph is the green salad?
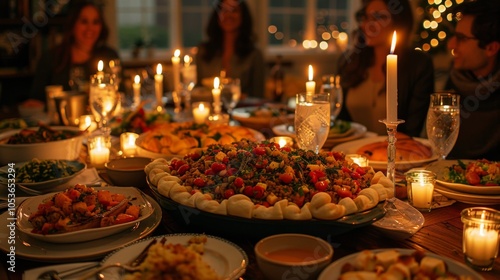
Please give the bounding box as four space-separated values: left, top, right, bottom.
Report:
16 159 80 183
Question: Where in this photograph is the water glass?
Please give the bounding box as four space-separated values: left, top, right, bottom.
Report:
295 93 330 154
461 207 500 271
89 73 119 135
426 92 460 160
320 74 343 125
405 170 436 212
220 77 241 115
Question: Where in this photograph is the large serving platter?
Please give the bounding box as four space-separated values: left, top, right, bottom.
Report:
0 194 161 262
425 160 500 195
99 234 248 280
16 187 154 243
0 160 86 192
334 136 438 170
318 248 483 280
148 181 386 239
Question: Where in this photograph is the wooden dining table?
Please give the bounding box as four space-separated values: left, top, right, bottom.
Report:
1 181 499 280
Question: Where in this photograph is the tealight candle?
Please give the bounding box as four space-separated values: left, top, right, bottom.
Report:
346 154 368 167
270 136 294 148
461 207 500 271
120 132 139 157
192 102 210 124
155 64 163 109
405 170 435 211
89 135 110 168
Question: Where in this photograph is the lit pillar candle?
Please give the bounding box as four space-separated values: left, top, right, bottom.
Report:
133 74 141 108
386 31 398 122
411 179 434 209
155 64 163 109
182 55 196 86
212 77 221 114
172 49 181 91
192 102 210 124
306 65 316 95
120 132 139 157
97 60 104 78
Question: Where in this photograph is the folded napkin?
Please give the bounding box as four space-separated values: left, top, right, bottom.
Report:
65 167 101 187
23 262 99 280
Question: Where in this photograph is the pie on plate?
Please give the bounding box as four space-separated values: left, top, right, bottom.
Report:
145 139 395 221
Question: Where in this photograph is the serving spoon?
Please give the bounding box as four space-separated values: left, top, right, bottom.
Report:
37 263 98 280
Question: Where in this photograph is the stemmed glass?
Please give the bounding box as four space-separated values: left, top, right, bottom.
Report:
69 66 88 93
426 92 460 160
89 73 119 136
220 78 241 120
295 92 330 154
320 74 343 126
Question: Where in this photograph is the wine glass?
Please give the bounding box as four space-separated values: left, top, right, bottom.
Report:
320 74 343 126
220 78 241 120
89 73 119 136
295 92 330 154
69 66 88 93
426 92 460 160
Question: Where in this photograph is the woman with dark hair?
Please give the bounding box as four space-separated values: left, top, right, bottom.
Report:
29 1 120 102
195 0 265 98
337 0 435 136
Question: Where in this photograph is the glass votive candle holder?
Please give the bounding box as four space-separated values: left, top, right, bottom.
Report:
405 169 436 212
346 154 369 167
461 207 500 271
120 132 139 157
270 136 294 148
78 115 97 132
208 113 229 125
88 135 111 168
192 102 211 124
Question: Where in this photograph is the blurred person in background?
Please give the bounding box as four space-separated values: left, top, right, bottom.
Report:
29 1 120 103
336 0 434 137
446 0 499 160
195 0 265 99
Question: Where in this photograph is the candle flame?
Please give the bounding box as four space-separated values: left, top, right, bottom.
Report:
214 77 220 89
174 49 180 57
97 60 103 71
156 64 162 75
184 55 190 64
134 75 140 84
390 31 397 54
308 65 313 81
199 103 205 111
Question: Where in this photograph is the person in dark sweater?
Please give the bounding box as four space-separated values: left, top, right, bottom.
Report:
445 0 499 160
336 0 434 137
29 1 120 102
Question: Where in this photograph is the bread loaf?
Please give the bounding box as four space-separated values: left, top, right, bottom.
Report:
356 133 432 161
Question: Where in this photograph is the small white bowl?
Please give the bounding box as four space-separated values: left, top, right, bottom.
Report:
254 233 334 280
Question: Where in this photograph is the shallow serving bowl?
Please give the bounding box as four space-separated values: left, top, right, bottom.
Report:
16 187 154 243
105 157 152 188
254 233 333 280
0 126 85 165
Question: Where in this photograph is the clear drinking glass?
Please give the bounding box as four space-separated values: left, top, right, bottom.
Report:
426 92 460 160
69 66 88 93
89 73 119 136
320 74 343 126
220 77 241 116
295 93 330 154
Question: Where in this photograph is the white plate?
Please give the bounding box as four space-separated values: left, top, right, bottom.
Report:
425 160 500 195
0 194 161 262
272 122 370 148
0 160 86 192
372 198 424 240
333 136 438 170
16 187 154 243
434 186 500 205
100 234 248 280
318 248 483 280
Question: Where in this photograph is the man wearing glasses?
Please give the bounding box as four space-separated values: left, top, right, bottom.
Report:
446 0 499 160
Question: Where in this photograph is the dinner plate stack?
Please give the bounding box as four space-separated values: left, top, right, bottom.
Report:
425 160 500 205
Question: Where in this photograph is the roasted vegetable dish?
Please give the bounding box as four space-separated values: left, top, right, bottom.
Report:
444 159 499 186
